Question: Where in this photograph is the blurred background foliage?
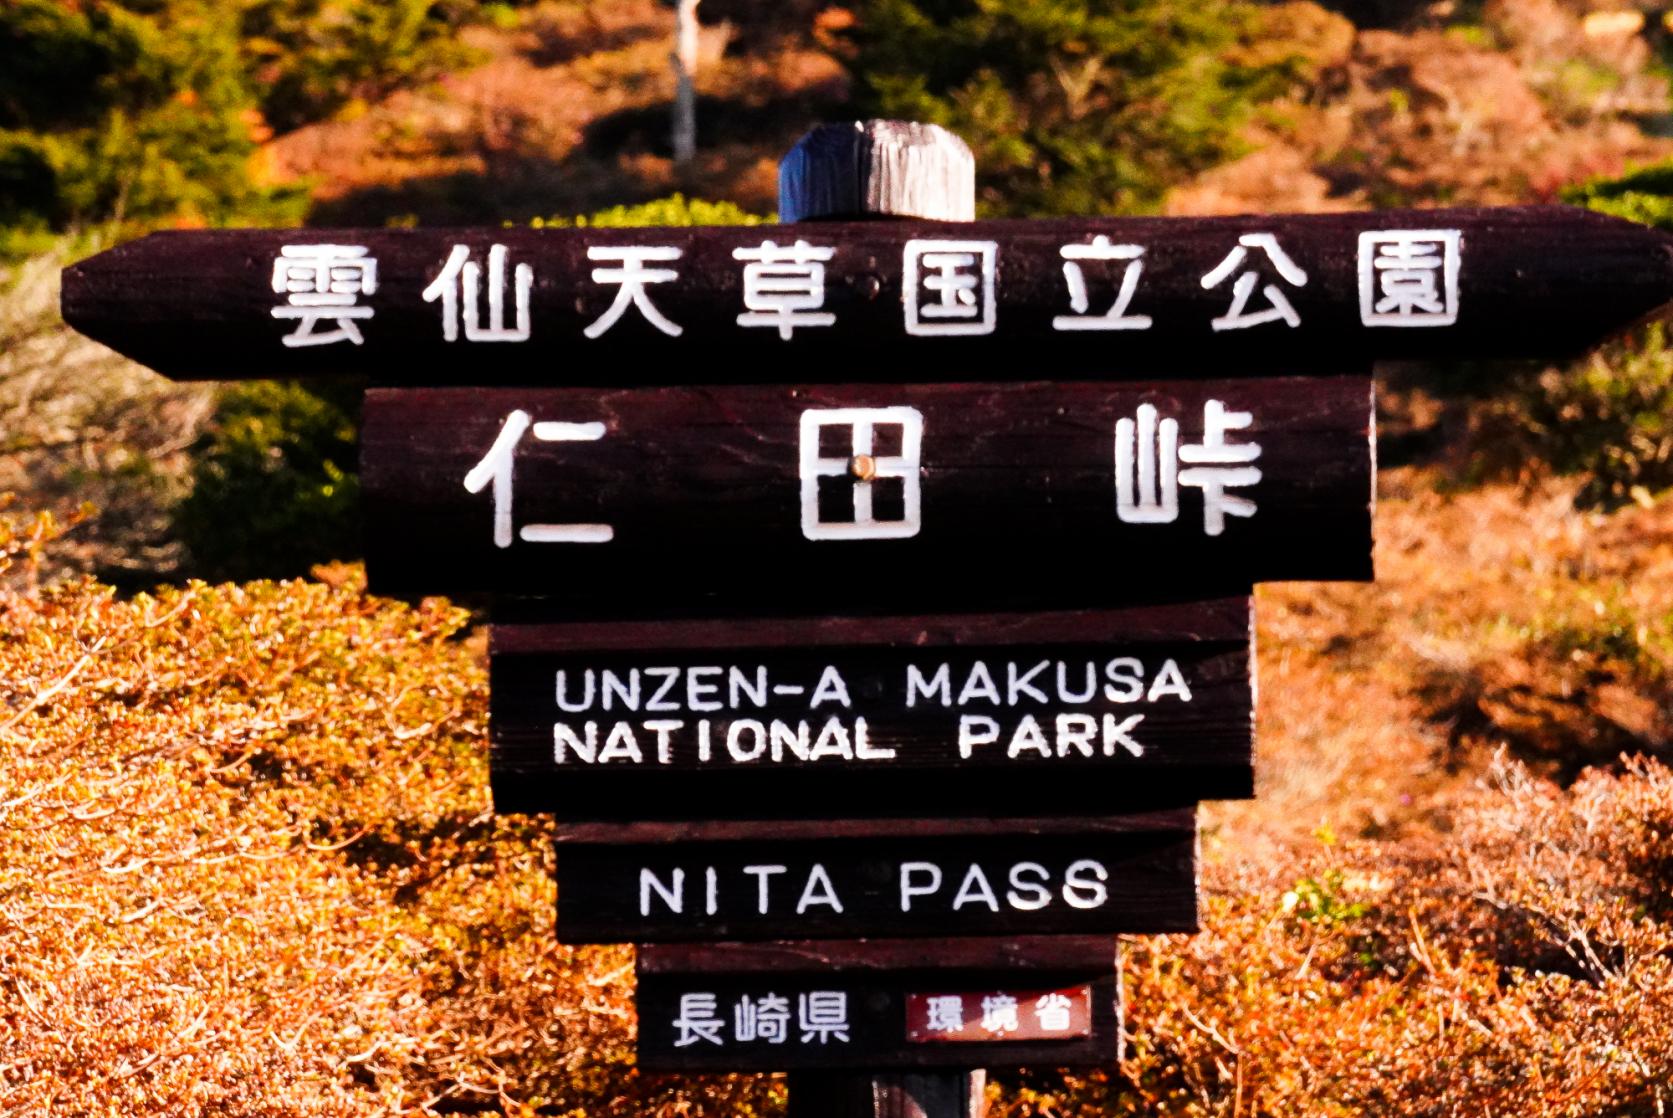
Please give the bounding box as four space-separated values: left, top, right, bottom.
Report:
4 0 1673 588
841 0 1306 215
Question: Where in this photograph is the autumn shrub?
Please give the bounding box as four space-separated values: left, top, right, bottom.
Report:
0 511 782 1117
989 756 1673 1118
9 489 1673 1114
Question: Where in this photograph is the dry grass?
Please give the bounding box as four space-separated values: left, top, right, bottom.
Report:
5 458 1673 1115
0 536 782 1116
0 241 215 585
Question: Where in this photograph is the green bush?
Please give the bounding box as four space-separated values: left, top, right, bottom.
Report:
0 0 308 235
536 193 772 227
841 0 1300 216
1563 160 1673 230
176 380 361 581
1477 324 1673 509
0 0 552 239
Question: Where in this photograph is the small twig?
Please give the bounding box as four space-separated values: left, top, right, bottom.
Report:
0 636 108 736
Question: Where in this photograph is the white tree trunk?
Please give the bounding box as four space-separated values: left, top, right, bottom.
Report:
672 0 700 165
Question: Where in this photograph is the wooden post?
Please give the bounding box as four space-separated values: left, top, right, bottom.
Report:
779 121 976 224
671 0 700 164
780 119 987 1118
788 1071 987 1118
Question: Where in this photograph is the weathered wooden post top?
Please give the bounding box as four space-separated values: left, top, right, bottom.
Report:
57 117 1673 1118
779 120 977 222
61 129 1673 381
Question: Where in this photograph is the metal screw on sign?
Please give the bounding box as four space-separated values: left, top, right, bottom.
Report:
781 119 992 1118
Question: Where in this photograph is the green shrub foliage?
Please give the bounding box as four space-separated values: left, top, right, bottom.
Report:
0 0 306 233
176 380 361 581
1480 325 1673 509
0 0 542 236
841 0 1299 216
1564 159 1673 230
537 192 773 227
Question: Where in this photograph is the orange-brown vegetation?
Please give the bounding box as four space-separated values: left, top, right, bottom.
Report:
6 453 1673 1114
266 0 845 224
1173 0 1673 215
0 519 778 1116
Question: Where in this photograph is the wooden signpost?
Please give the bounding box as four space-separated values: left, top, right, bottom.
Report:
490 603 1254 815
61 207 1673 380
59 116 1673 1118
552 812 1198 943
361 381 1371 607
636 937 1120 1072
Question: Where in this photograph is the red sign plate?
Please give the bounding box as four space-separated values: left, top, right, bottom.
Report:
904 985 1092 1043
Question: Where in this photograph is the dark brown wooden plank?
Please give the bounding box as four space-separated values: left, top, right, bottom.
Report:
638 936 1115 974
787 1071 988 1118
61 207 1673 382
552 806 1195 844
363 380 1370 609
495 601 1249 654
555 815 1197 943
488 604 1252 819
636 940 1120 1071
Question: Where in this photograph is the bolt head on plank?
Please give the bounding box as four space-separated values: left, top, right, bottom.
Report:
780 120 976 223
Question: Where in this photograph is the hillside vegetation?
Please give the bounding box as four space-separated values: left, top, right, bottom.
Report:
6 1 1673 1116
6 467 1673 1116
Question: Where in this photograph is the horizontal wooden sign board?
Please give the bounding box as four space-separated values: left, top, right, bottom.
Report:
553 812 1197 943
489 602 1251 818
62 207 1673 381
363 378 1371 610
636 937 1119 1071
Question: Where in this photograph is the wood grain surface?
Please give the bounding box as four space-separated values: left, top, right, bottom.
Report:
489 604 1251 818
61 207 1673 381
363 380 1370 610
